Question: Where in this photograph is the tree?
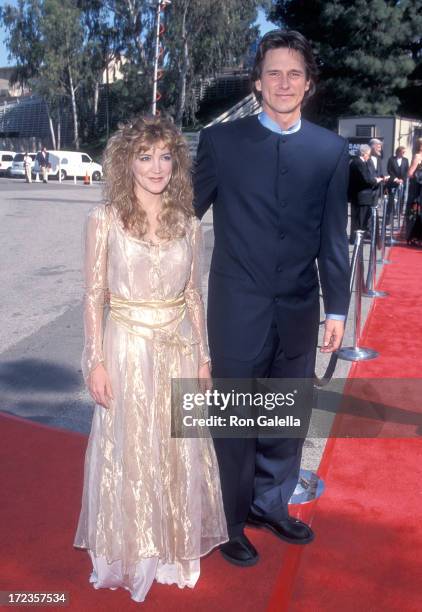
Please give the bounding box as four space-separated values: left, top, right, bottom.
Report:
269 0 416 126
398 0 422 119
163 0 261 126
1 0 87 148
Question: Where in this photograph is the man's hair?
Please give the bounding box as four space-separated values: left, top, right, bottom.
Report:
359 144 371 156
395 146 406 155
251 29 318 105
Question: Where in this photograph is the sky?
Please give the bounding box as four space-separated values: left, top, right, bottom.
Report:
0 4 275 68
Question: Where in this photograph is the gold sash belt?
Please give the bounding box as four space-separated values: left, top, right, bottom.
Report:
109 293 196 354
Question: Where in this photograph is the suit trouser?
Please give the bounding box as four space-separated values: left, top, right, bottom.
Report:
211 318 316 538
350 201 371 240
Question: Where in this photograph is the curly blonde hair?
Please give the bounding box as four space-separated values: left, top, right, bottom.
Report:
103 114 194 240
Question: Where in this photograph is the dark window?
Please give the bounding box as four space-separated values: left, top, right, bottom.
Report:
2 155 14 161
13 154 24 161
61 158 68 164
356 125 376 138
81 154 91 163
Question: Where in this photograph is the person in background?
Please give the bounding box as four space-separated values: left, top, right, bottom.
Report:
23 152 32 183
36 146 49 183
368 138 385 178
348 144 383 243
406 137 422 245
368 138 389 207
386 146 409 221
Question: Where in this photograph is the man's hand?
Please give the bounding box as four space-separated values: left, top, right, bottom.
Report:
320 319 345 353
88 362 114 408
198 361 212 393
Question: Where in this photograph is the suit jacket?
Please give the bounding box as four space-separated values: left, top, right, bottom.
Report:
368 155 384 179
36 151 49 167
387 155 409 184
348 156 378 206
193 115 350 361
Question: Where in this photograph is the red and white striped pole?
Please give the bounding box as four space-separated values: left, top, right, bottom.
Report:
152 0 171 115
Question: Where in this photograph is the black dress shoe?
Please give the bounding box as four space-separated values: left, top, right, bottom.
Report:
247 512 314 545
220 534 259 567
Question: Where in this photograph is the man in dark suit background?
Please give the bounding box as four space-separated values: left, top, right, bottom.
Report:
368 137 385 179
386 146 409 219
36 146 50 183
368 138 388 206
348 144 383 243
193 30 350 567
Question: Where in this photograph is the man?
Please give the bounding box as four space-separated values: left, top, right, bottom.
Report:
386 146 409 220
368 138 385 178
23 152 32 183
368 138 388 206
348 144 383 243
36 147 49 183
193 30 350 567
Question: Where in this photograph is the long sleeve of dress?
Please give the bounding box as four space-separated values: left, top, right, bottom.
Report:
81 205 110 382
184 217 211 366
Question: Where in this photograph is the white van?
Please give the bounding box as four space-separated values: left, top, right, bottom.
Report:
0 151 16 176
32 150 103 181
10 153 36 177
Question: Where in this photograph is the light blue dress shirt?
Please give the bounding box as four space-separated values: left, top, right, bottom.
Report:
257 111 346 322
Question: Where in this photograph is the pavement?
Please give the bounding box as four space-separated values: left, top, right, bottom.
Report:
0 177 381 471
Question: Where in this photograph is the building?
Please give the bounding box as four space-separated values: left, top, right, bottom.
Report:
0 67 30 101
338 115 422 159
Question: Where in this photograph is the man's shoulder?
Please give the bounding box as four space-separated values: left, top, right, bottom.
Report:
301 119 346 151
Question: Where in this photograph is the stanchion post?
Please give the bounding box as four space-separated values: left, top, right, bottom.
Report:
337 230 379 362
396 183 403 230
364 205 388 298
378 192 390 264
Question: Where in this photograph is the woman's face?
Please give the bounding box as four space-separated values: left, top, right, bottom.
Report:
132 141 173 197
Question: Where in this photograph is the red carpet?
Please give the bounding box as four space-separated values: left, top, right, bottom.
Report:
267 245 422 611
2 246 422 611
0 412 290 611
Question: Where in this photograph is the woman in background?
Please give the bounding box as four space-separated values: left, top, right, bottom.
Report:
74 115 227 603
406 137 422 245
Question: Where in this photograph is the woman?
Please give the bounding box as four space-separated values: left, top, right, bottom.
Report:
406 137 422 245
73 115 227 602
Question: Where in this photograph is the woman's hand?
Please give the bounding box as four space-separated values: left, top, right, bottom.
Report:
198 361 212 393
87 363 114 409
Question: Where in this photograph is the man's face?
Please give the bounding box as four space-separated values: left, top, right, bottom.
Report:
255 47 310 121
397 148 405 158
371 143 382 156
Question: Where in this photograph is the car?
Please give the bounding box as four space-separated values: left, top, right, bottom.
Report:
9 153 36 177
32 150 103 181
0 151 16 176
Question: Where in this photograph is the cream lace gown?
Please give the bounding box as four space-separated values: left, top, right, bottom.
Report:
73 205 227 602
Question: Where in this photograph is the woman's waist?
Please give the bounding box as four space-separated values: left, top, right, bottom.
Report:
109 293 187 331
108 293 197 349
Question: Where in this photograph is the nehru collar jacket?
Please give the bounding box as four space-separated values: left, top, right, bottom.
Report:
193 114 350 360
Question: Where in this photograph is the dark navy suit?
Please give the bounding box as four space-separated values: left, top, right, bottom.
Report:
193 114 350 536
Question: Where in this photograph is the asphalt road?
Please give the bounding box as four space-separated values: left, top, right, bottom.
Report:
0 177 376 470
